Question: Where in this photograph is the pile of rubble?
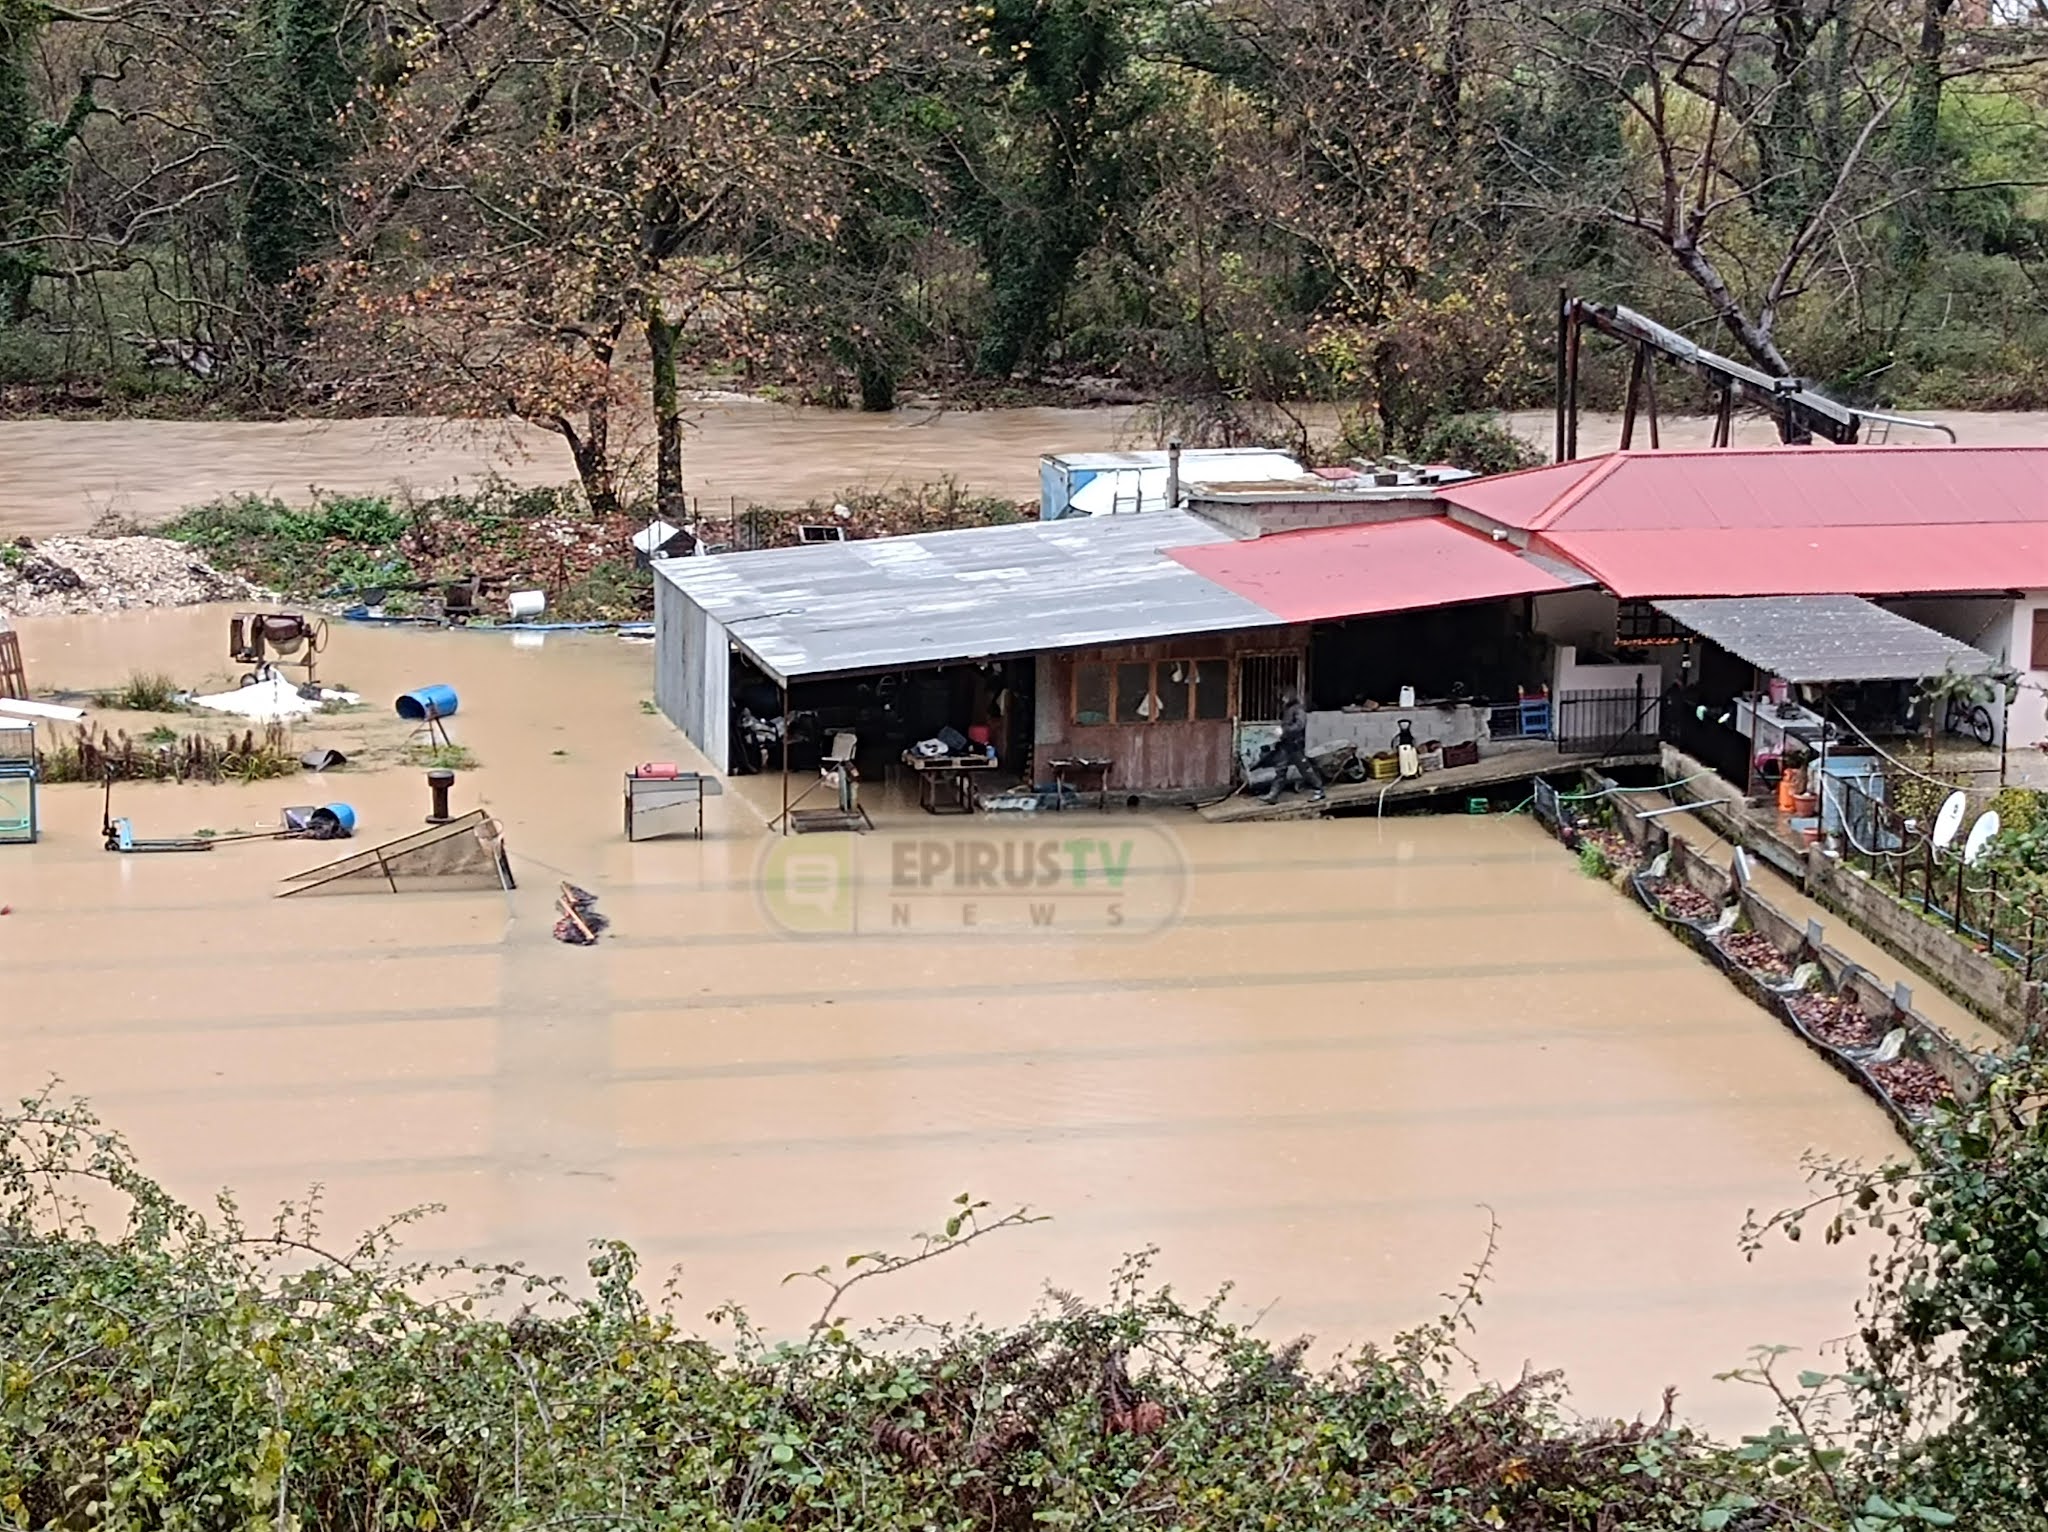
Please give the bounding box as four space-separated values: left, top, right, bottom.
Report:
0 536 264 618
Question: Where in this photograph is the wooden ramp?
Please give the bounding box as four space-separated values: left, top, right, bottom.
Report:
279 809 515 895
1200 746 1659 824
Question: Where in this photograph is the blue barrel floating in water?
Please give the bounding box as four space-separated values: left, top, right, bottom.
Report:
396 684 459 721
309 803 357 837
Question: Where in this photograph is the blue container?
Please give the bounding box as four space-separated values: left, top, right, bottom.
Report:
396 685 459 721
311 803 357 835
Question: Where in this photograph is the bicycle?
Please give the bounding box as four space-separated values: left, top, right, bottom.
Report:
1945 696 1996 746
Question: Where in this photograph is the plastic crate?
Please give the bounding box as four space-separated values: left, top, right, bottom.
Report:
0 765 38 845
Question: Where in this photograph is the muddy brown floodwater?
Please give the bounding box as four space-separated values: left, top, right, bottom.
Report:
5 402 2044 537
0 604 1908 1435
0 403 1142 537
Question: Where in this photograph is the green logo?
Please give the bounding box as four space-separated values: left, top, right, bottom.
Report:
759 837 857 934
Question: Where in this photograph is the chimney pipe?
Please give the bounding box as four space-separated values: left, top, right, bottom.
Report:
1166 437 1182 510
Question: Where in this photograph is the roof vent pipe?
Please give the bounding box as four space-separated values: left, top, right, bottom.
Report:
1166 438 1182 510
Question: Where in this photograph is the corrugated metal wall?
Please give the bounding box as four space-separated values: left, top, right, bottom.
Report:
653 574 729 767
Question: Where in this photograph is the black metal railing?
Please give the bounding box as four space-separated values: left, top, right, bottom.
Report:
1555 684 1661 754
1832 774 2045 981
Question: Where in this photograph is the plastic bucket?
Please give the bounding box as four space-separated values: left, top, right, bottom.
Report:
508 591 546 620
309 803 357 835
396 685 459 721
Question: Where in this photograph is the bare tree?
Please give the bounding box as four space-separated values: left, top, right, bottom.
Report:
1487 0 1938 376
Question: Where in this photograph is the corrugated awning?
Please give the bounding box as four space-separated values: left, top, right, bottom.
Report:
1166 515 1589 624
652 509 1281 683
1651 596 2000 683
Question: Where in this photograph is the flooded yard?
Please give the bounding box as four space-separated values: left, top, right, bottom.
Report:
0 605 1900 1434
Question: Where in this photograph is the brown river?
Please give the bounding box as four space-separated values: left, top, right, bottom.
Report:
4 400 2046 534
1 603 1910 1435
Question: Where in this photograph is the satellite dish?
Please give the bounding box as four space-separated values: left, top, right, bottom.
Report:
1932 791 1968 851
1964 810 2002 867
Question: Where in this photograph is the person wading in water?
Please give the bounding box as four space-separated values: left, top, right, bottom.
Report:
1263 686 1324 805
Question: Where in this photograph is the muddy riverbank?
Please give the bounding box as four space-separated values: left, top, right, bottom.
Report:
0 604 1905 1435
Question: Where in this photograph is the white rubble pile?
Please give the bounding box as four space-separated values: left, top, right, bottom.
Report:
190 676 358 722
0 536 263 617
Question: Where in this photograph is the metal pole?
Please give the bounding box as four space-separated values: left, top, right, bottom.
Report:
1620 344 1645 450
1714 386 1735 448
1554 288 1569 463
780 684 791 836
2001 687 2011 786
1563 301 1582 462
1645 355 1661 448
1746 666 1762 800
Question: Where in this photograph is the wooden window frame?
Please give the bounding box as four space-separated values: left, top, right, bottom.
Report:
1071 658 1230 726
2032 608 2048 671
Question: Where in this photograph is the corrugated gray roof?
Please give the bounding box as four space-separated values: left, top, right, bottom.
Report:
653 509 1279 683
1653 596 2000 683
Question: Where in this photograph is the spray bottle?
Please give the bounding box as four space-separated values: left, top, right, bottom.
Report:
1396 719 1420 779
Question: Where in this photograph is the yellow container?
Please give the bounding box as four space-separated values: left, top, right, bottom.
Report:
1369 752 1399 781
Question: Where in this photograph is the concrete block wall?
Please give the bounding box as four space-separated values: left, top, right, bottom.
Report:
1187 496 1439 539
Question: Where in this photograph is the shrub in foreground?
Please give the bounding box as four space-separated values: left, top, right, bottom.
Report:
1 1087 2015 1530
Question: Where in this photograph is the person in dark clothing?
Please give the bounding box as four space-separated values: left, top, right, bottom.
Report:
1262 687 1324 804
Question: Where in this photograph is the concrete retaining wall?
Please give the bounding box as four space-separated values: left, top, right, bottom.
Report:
1659 743 2042 1041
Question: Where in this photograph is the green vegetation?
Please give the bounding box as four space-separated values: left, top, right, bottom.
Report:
10 1075 2048 1530
1576 840 1611 880
40 724 297 783
161 479 1031 618
404 742 477 771
92 671 184 712
161 480 639 618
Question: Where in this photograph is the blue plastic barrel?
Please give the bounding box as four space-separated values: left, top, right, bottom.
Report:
311 803 357 835
396 685 459 721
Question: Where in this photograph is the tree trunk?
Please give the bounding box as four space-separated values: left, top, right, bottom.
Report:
1670 242 1794 377
645 301 684 524
1896 0 1956 270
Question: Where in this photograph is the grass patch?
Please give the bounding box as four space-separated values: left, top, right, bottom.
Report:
41 724 295 784
93 671 183 711
404 743 479 771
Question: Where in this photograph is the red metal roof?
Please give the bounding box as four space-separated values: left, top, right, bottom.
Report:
1168 515 1576 623
1438 446 2048 597
1536 524 2048 599
1431 455 1616 530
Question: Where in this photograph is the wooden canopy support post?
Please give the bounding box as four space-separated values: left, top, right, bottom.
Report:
1644 353 1660 448
1713 386 1735 448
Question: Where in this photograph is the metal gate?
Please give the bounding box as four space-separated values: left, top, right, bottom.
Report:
1236 651 1303 722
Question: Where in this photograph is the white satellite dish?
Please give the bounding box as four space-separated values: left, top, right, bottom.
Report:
1931 790 1968 851
1964 810 2002 867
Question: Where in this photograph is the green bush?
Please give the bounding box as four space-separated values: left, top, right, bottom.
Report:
1415 414 1543 477
93 670 183 711
0 1090 1873 1532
